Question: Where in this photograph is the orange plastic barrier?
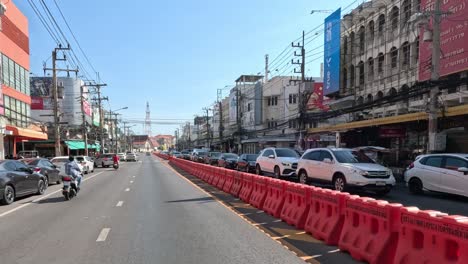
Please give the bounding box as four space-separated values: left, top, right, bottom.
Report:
280 183 311 229
222 170 235 193
238 173 254 203
338 196 402 264
209 167 219 186
263 179 286 218
248 175 268 210
304 188 347 245
206 166 215 184
393 207 468 264
229 172 243 197
216 168 227 190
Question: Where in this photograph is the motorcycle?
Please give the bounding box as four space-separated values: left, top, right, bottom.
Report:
113 162 119 169
62 175 79 200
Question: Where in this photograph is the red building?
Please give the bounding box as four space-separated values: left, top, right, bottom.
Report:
1 1 47 157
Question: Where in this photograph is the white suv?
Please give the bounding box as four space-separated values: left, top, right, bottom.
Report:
255 148 300 178
404 153 468 197
296 148 395 195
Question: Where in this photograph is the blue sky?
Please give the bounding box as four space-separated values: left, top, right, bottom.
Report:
16 0 359 135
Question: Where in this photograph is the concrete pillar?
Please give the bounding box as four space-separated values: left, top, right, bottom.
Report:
335 132 341 148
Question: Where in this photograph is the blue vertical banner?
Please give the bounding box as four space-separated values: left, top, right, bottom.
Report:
323 8 341 95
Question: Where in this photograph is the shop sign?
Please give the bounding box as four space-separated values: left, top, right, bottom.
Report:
379 127 406 138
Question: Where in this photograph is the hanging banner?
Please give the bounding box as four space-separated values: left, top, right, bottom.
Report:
419 0 468 81
323 8 341 95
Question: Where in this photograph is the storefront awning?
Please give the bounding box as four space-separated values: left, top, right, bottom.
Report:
65 141 101 151
308 104 468 134
6 125 48 140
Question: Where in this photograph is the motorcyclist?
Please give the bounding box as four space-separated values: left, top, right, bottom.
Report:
65 156 82 191
112 154 120 165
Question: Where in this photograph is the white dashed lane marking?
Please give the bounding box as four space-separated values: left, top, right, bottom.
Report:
96 228 111 242
125 188 130 192
116 201 124 207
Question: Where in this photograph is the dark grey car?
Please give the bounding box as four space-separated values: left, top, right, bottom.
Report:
0 160 47 205
22 158 61 185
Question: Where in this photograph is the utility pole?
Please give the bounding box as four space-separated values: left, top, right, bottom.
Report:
80 85 88 156
202 107 210 148
88 83 108 153
187 122 191 148
43 45 78 157
428 0 442 153
292 31 307 150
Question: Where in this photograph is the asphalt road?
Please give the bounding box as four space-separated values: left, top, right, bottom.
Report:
0 156 317 264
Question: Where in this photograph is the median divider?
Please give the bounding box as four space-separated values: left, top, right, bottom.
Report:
338 196 402 264
280 183 311 229
229 171 243 197
263 178 286 218
393 207 468 264
216 168 227 190
168 158 468 264
305 188 347 245
249 175 268 210
238 173 254 203
222 170 235 193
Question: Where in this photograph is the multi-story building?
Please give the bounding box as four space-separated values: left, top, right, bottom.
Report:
0 2 48 158
29 77 94 156
308 0 468 169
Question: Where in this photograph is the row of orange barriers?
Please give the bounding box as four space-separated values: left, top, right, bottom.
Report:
162 154 468 264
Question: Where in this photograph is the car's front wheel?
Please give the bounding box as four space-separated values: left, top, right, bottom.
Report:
409 178 423 194
274 166 281 179
299 170 308 185
333 174 346 192
1 185 15 205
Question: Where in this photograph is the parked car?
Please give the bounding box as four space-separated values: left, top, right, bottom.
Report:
126 152 137 162
255 148 299 178
22 158 61 185
117 153 127 161
218 153 239 169
190 149 204 161
51 156 85 174
171 151 183 158
205 152 222 165
76 156 95 174
146 152 151 156
237 154 259 172
94 154 115 167
296 148 395 195
0 160 47 205
181 150 192 160
404 153 468 197
193 151 208 163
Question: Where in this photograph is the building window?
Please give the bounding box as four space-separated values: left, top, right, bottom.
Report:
289 94 297 104
390 47 398 69
3 95 30 128
414 37 419 64
391 7 399 31
368 57 374 80
402 0 412 25
415 0 421 12
368 20 375 43
359 26 365 54
268 120 278 128
1 54 30 95
378 14 385 35
350 31 355 55
247 103 251 112
343 68 348 91
402 42 410 66
343 36 348 55
267 96 278 106
377 53 384 73
350 65 355 88
358 61 365 86
367 94 373 103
